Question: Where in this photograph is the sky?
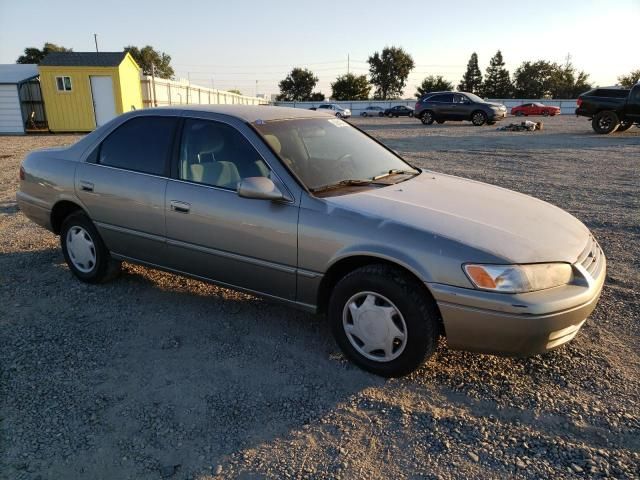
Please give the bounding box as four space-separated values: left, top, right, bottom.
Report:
1 0 638 98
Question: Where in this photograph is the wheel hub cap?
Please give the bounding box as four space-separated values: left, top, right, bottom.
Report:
343 292 407 362
66 226 96 273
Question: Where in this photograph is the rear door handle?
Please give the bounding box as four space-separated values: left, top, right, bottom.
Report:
170 200 191 213
79 181 94 192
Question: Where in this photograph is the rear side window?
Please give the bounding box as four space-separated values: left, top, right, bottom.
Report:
429 94 454 103
98 116 177 176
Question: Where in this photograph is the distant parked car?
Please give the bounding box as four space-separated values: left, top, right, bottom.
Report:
316 103 351 118
511 103 560 117
384 105 414 117
414 91 507 126
360 106 385 117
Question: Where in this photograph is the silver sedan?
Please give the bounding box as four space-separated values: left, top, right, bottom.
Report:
17 106 605 377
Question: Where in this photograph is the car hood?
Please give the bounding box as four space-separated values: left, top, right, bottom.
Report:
324 172 589 264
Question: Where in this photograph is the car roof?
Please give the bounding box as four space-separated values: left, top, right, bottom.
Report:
146 105 329 122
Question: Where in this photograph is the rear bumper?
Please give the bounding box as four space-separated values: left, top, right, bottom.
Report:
427 255 606 356
16 191 52 230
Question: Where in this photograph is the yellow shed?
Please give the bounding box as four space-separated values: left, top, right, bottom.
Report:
39 52 142 132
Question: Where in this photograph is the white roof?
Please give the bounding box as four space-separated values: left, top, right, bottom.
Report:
0 64 39 84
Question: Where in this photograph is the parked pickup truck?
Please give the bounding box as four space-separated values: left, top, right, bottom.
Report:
575 84 640 134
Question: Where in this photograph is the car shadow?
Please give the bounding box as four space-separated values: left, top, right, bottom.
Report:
0 248 383 479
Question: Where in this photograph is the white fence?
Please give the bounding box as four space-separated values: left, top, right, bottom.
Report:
274 99 579 115
141 76 268 108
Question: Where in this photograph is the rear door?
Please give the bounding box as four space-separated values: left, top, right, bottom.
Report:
164 116 299 300
450 94 468 119
75 115 178 264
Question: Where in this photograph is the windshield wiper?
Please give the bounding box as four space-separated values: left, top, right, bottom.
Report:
309 179 375 193
372 169 419 181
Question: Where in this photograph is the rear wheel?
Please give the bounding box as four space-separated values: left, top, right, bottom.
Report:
542 110 550 116
408 112 414 117
592 111 619 134
616 120 634 132
362 112 368 117
60 212 120 283
471 111 488 126
421 111 435 125
329 264 439 377
515 111 524 117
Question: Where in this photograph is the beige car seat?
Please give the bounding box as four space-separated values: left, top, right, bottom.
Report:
190 161 241 189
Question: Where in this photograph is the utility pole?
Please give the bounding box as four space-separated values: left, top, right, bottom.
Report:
347 54 350 75
151 64 158 107
94 34 99 53
255 79 258 97
186 72 190 104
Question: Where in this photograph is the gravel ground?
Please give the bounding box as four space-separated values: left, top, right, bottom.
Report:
1 115 639 480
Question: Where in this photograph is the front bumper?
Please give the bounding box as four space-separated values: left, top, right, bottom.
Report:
427 250 606 356
489 110 508 121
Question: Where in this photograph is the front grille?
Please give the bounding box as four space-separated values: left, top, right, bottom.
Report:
575 235 604 279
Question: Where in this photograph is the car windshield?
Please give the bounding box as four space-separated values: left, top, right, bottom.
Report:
464 92 484 103
254 117 418 192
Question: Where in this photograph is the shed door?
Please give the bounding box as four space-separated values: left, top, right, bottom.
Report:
0 85 23 134
90 76 117 127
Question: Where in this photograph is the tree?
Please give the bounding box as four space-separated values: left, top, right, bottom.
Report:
368 46 415 99
481 50 512 98
415 75 454 98
16 42 72 64
331 73 371 100
227 89 242 95
617 69 640 88
513 60 555 98
547 56 591 98
310 92 325 101
276 68 320 101
457 52 482 94
124 45 174 79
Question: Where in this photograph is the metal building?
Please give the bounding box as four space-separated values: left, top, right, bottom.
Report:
38 52 142 132
0 64 40 134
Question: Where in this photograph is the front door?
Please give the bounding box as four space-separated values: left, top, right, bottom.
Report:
164 118 299 300
76 115 178 264
90 76 117 127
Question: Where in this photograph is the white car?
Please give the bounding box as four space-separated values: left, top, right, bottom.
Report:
316 103 351 118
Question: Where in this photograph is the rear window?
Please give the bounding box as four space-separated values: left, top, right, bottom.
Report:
98 116 177 176
588 89 629 98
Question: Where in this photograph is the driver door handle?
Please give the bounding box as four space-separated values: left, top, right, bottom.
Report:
170 200 191 213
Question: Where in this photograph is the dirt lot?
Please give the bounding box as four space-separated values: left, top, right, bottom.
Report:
1 115 639 480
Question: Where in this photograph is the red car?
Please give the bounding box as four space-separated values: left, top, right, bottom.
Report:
511 103 561 117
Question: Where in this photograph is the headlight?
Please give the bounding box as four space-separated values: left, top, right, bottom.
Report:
464 263 573 293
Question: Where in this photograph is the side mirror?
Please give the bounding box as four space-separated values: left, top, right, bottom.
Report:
237 177 286 201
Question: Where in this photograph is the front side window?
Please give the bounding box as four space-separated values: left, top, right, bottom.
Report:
56 76 72 91
179 119 270 189
254 118 418 192
98 116 177 176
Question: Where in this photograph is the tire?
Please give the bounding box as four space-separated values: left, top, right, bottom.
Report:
409 112 414 117
616 120 634 132
471 111 488 126
542 110 549 116
362 112 368 117
515 111 524 117
328 264 439 377
335 112 343 119
378 112 384 117
60 212 121 283
436 120 445 124
592 111 619 134
421 111 435 125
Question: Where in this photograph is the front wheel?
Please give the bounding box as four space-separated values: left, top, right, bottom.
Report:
335 112 343 119
408 112 414 117
328 264 439 377
616 120 634 132
592 111 619 134
362 112 368 117
515 111 524 117
421 111 435 125
542 110 549 116
471 111 488 126
60 212 121 283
